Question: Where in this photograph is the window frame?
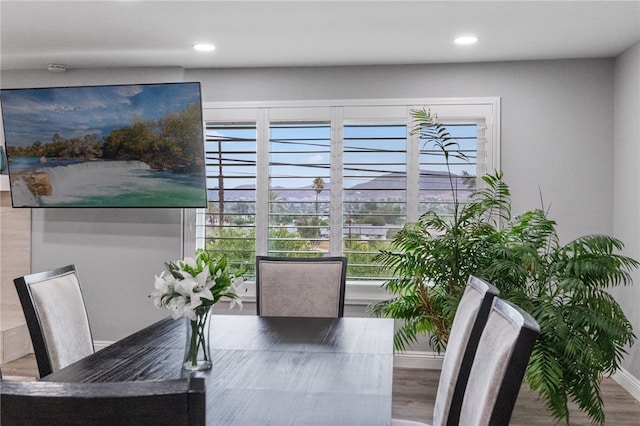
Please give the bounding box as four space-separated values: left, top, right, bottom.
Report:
183 97 500 303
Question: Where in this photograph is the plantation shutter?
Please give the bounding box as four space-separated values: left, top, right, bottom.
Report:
199 122 257 274
194 98 499 283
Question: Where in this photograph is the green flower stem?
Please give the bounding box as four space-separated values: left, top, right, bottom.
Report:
186 310 210 367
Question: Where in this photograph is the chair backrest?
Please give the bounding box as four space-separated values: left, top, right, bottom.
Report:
0 377 206 426
256 256 347 317
13 264 94 378
458 298 540 426
431 276 499 426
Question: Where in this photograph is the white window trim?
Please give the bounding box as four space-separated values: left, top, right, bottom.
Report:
184 97 501 304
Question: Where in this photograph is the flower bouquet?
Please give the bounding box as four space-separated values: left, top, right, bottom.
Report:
151 249 244 370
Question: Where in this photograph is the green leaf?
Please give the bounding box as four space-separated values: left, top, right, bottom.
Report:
368 107 639 425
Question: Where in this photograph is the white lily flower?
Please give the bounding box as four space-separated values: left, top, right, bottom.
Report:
194 268 211 290
167 295 188 320
194 287 214 304
152 250 245 320
180 256 197 270
154 271 173 290
176 269 195 281
150 273 175 308
188 269 215 301
228 277 246 310
182 305 197 321
150 290 165 309
174 278 197 298
187 286 214 311
173 273 215 311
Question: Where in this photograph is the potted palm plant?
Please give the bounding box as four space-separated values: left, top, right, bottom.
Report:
371 109 637 425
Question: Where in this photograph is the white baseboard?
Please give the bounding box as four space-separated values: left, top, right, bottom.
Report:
93 340 113 351
393 350 444 370
394 351 640 403
612 367 640 402
393 350 640 404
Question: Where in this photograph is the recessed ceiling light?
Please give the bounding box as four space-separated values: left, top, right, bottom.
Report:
192 44 215 52
454 36 478 45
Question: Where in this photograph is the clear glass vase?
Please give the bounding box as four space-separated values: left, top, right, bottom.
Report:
183 306 212 371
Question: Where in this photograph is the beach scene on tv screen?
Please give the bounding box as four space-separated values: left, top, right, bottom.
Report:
1 82 207 207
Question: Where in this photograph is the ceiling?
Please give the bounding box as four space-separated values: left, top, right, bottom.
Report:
1 0 639 71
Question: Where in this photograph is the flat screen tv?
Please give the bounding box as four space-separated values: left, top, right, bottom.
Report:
1 82 207 208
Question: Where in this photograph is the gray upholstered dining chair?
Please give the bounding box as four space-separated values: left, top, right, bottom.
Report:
13 264 95 378
457 298 539 425
0 377 206 425
393 297 540 426
392 275 499 426
255 256 347 317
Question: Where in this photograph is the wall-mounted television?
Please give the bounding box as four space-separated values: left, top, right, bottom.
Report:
1 82 207 208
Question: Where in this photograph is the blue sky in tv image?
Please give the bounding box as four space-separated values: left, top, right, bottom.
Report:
0 82 201 146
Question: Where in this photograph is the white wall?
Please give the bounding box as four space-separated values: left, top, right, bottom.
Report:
613 41 640 380
188 59 616 244
2 67 188 341
30 208 182 341
1 59 623 353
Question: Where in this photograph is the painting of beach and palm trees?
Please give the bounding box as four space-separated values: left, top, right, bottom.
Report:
1 82 207 208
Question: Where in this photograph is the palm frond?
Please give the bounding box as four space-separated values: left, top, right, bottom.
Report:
368 107 638 425
471 171 512 224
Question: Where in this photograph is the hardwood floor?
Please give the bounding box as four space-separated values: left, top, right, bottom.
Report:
392 368 640 425
3 354 640 424
0 353 38 380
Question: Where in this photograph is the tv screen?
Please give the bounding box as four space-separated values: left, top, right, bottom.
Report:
1 82 207 208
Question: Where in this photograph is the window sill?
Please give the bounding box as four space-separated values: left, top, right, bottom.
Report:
235 281 390 307
345 281 390 305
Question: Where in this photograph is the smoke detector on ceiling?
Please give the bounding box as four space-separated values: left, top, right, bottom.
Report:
47 64 67 73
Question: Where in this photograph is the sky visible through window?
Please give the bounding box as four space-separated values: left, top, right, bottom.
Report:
202 117 479 279
206 122 477 191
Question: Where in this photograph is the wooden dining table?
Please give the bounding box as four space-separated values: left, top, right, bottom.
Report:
43 314 395 426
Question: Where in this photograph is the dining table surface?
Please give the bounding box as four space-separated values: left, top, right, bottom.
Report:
42 314 395 426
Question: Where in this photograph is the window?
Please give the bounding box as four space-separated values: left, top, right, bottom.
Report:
187 99 500 291
197 123 257 274
268 122 331 256
343 122 407 281
418 122 480 219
